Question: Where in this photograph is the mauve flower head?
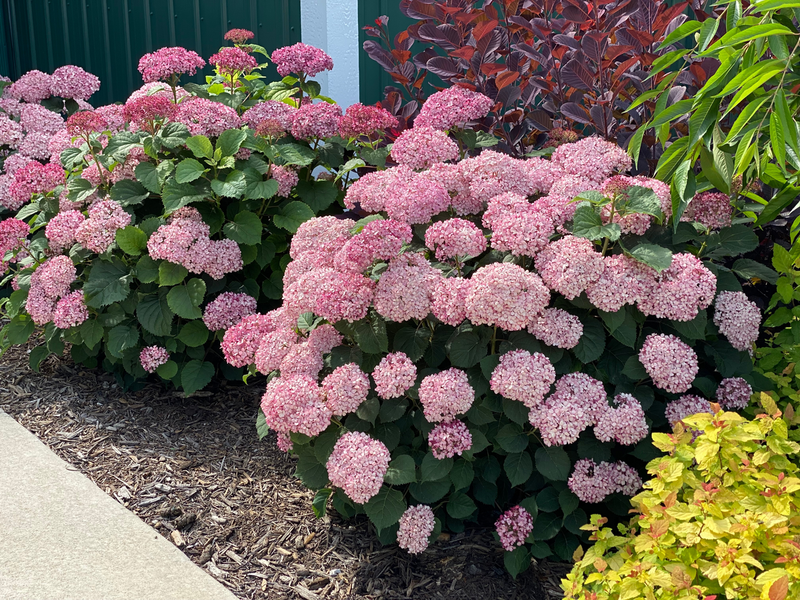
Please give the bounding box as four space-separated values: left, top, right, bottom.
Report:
289 215 352 263
335 218 411 273
484 193 554 257
0 218 29 272
271 42 333 77
528 308 583 349
461 150 540 206
522 157 565 196
124 95 176 133
683 191 732 230
568 459 641 503
422 162 482 216
243 100 294 138
30 255 75 301
52 290 88 329
338 103 398 139
45 210 85 254
323 363 370 417
279 338 325 378
465 262 550 331
418 368 475 423
665 394 712 427
428 419 472 459
7 161 65 210
424 218 486 261
343 167 406 213
7 70 52 103
138 47 206 83
50 65 101 100
535 235 605 300
391 126 459 170
290 101 342 140
314 270 376 323
373 352 417 399
0 114 23 148
495 506 533 552
224 28 255 44
4 152 34 175
326 432 390 504
397 505 435 555
209 47 258 76
431 276 472 326
714 291 761 351
585 254 657 313
552 372 609 425
415 86 494 131
637 253 716 322
66 111 108 137
551 136 632 182
639 333 698 394
75 199 131 253
140 346 170 373
20 130 56 160
373 252 442 322
20 104 65 135
490 349 555 409
261 374 331 437
308 324 343 353
202 292 257 331
127 82 191 103
254 329 296 375
94 104 127 133
385 168 450 225
593 393 649 446
529 392 594 446
716 377 752 410
272 165 298 197
174 97 241 137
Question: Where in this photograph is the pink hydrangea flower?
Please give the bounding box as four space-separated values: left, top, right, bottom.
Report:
289 215 352 263
637 253 716 322
338 103 398 138
7 161 65 210
314 270 376 323
716 377 752 410
221 311 283 367
224 29 255 44
66 111 108 138
373 352 417 399
272 165 298 197
422 162 482 216
45 210 86 254
276 431 293 452
585 254 657 313
209 47 258 76
335 219 411 273
243 100 295 137
397 505 436 554
174 97 242 137
75 200 131 253
529 394 594 446
278 339 325 378
665 395 712 427
568 459 642 503
0 114 23 148
254 329 297 375
138 47 206 83
551 136 632 182
535 236 605 300
713 291 760 351
683 191 732 230
384 168 451 225
0 218 29 272
374 253 442 321
639 333 698 393
27 255 76 324
431 277 472 326
7 70 53 102
50 65 101 100
290 102 342 140
326 432 390 504
415 86 494 131
19 130 53 160
390 126 459 170
202 292 257 331
424 218 486 261
4 153 33 175
464 262 550 331
308 324 343 353
522 157 565 195
428 420 472 459
261 374 332 437
495 506 533 551
418 368 475 423
528 308 583 349
461 150 538 204
323 363 370 417
20 104 64 136
124 95 176 134
550 372 608 424
52 290 88 329
484 193 554 257
127 82 188 102
271 42 334 77
343 167 406 213
490 349 555 409
140 346 170 373
593 394 649 446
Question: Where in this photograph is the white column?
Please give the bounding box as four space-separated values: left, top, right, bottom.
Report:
300 0 361 108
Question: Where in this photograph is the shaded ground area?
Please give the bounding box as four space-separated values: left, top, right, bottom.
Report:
0 344 568 600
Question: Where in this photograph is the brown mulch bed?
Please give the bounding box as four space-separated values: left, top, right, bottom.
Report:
0 344 569 600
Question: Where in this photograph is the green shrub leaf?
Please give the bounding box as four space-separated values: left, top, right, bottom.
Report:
535 447 571 481
85 258 132 308
175 158 206 183
223 210 262 245
364 487 406 530
273 201 315 233
115 226 147 256
180 359 215 394
505 451 534 486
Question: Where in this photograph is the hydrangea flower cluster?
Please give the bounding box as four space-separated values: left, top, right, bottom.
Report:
27 255 76 325
665 395 712 427
495 506 534 551
243 101 294 137
396 505 436 554
326 432 390 504
137 47 206 83
490 349 555 409
6 161 65 210
224 28 255 44
52 290 88 330
568 459 642 503
261 374 332 437
415 86 494 130
45 210 86 253
209 47 258 77
49 65 101 100
290 102 343 140
0 218 29 272
390 126 460 170
428 420 473 459
6 70 53 102
683 191 732 230
528 308 583 349
639 334 698 393
424 218 487 261
716 377 752 410
593 394 649 446
140 346 170 373
418 368 475 423
338 103 398 139
713 291 761 351
271 42 334 77
74 200 131 253
322 363 370 417
373 352 417 399
529 373 608 446
202 292 257 331
174 97 242 137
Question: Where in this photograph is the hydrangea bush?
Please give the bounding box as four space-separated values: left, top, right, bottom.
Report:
0 34 399 393
562 397 800 600
234 132 766 570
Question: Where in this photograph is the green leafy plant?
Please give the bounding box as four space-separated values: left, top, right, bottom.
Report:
562 396 800 600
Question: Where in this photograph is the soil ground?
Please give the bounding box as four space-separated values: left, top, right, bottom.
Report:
0 344 570 600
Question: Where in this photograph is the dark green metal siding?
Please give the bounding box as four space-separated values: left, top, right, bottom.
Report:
358 0 413 106
2 0 302 106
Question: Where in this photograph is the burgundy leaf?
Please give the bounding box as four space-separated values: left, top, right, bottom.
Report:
582 32 609 63
426 56 462 78
508 16 534 31
401 0 438 20
553 34 581 51
513 43 548 68
561 102 592 124
363 40 396 71
563 59 596 91
401 100 419 120
476 29 503 57
528 109 553 131
496 84 522 107
561 0 590 22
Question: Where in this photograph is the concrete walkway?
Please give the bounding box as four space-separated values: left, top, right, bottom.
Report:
0 409 238 600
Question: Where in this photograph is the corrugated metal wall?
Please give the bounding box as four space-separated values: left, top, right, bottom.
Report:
1 0 302 106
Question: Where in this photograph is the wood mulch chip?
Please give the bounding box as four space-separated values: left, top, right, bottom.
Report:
0 344 570 599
